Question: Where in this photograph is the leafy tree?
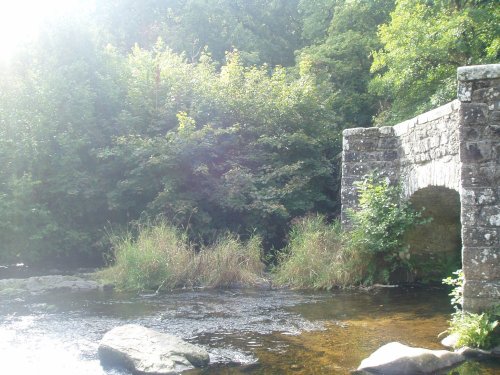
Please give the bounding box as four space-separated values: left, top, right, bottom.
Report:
370 0 499 124
0 21 127 265
94 0 303 66
297 0 395 129
101 47 339 250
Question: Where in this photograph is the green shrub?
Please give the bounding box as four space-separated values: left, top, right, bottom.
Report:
448 311 498 349
273 215 367 289
99 220 265 291
442 269 464 308
347 173 427 283
443 269 499 349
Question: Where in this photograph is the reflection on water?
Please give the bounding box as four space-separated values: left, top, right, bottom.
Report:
0 287 498 374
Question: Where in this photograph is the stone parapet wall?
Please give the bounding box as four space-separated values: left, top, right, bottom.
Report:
341 64 500 312
340 126 398 226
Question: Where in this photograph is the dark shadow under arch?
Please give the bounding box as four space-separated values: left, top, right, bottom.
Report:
405 186 462 282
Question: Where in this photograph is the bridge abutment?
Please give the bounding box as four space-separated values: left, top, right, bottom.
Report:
341 64 500 312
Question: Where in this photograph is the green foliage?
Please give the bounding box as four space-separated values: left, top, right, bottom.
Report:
0 0 497 267
443 269 499 349
100 220 265 291
443 269 464 308
448 311 498 349
273 215 365 289
274 174 426 288
95 0 303 66
348 173 427 283
102 47 339 250
370 0 499 124
298 0 395 129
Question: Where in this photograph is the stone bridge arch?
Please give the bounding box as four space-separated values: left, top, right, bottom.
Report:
341 64 500 312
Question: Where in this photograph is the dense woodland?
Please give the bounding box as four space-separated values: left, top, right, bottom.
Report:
0 0 498 266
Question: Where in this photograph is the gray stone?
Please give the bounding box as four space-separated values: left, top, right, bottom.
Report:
441 333 459 349
356 342 465 375
0 275 102 296
457 346 500 360
98 324 210 374
457 64 500 82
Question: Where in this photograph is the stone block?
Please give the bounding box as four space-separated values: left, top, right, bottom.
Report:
481 206 500 227
489 125 500 139
345 138 380 152
460 187 497 206
343 127 380 138
471 86 500 104
460 205 499 228
461 204 481 227
463 280 500 301
343 150 398 163
461 162 498 187
491 111 500 123
463 246 500 280
457 64 500 82
462 227 500 247
342 161 396 177
463 296 500 314
459 103 488 126
460 141 493 163
378 137 399 149
458 81 472 101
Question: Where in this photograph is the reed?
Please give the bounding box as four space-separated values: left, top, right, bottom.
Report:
273 215 368 289
100 220 265 291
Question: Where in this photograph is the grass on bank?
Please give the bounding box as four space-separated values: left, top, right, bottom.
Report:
273 215 369 289
99 221 265 292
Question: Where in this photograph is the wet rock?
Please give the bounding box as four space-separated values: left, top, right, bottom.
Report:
456 345 500 360
355 342 465 375
441 333 459 348
441 334 500 360
98 324 210 374
0 275 101 296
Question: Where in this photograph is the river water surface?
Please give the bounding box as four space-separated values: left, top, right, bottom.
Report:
0 286 498 374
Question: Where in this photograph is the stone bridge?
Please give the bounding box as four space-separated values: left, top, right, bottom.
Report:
341 64 500 312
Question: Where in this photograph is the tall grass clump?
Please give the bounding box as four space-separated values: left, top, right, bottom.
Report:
273 215 365 289
100 220 266 291
100 221 194 291
195 234 265 288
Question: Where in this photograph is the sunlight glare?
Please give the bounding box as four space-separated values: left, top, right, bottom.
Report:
0 0 93 62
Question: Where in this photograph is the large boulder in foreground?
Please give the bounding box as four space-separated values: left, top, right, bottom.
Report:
356 342 465 375
98 324 210 374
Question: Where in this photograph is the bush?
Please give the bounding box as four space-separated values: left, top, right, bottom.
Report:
99 220 265 291
347 173 427 283
448 311 498 349
443 269 499 349
273 215 367 289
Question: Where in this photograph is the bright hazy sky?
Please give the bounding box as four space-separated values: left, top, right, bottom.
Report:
0 0 95 62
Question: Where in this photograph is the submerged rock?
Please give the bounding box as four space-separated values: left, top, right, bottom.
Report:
355 342 465 375
0 275 102 296
98 324 210 374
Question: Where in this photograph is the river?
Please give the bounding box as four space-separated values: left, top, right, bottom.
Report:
0 285 498 374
